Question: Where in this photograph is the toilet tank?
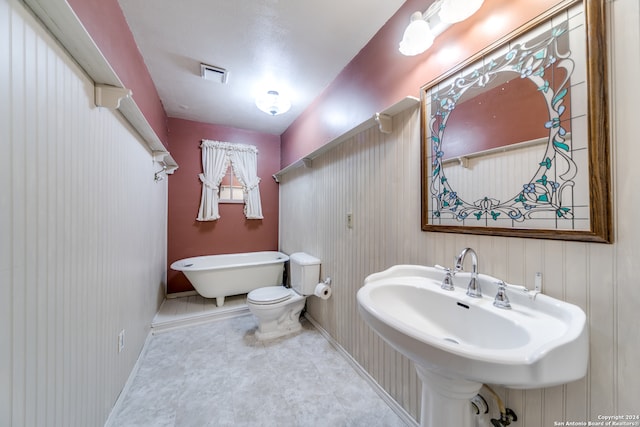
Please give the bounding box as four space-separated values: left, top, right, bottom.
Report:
289 252 321 296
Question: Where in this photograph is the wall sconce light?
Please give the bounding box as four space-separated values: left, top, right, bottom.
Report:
399 0 484 56
399 11 434 56
255 90 291 116
439 0 484 24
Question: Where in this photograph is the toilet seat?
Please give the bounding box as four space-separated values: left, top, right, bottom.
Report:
247 286 293 305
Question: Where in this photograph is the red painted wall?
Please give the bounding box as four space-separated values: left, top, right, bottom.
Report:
280 0 565 167
167 118 281 294
67 0 281 295
68 0 566 295
439 77 552 160
67 0 169 144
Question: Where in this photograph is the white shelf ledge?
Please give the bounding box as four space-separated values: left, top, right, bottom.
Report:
274 96 419 181
440 135 560 169
24 0 178 173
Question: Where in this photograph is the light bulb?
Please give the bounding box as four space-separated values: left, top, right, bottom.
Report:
399 11 434 56
255 90 291 116
439 0 484 24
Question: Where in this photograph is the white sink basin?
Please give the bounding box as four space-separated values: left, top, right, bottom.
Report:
357 265 588 388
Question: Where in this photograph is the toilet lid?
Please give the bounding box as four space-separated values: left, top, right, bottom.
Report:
247 286 293 305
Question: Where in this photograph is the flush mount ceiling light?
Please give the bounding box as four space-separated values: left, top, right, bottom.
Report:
399 0 484 56
399 11 434 56
255 90 291 116
439 0 484 24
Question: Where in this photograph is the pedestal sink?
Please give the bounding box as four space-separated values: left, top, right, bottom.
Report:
356 264 588 427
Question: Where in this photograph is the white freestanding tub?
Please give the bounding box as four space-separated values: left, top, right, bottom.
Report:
170 251 289 306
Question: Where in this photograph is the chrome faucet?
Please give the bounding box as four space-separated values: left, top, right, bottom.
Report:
455 248 481 298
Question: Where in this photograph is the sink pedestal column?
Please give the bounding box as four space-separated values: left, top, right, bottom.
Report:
416 365 482 427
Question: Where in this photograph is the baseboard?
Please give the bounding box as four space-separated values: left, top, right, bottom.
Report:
165 290 198 299
103 330 154 427
303 312 419 427
151 305 250 334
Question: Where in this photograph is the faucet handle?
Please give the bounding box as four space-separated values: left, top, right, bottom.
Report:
435 265 455 291
493 280 511 309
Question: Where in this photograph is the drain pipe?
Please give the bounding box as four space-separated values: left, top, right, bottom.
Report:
478 384 518 427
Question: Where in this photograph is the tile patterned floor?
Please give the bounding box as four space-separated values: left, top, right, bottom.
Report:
109 313 408 427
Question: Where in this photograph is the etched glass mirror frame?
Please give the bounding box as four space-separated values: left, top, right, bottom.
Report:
420 0 611 243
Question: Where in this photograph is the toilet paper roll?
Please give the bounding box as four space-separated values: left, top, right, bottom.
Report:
314 283 332 300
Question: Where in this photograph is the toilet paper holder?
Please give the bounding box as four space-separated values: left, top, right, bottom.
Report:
313 277 333 300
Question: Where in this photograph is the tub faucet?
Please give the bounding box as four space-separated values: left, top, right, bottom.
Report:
455 248 481 298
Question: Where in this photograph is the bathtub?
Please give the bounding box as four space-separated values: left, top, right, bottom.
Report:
170 251 289 306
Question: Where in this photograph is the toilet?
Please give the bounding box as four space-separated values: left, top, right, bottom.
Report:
247 252 321 340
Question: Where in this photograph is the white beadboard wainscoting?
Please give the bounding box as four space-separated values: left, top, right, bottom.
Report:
1 0 167 426
278 1 640 424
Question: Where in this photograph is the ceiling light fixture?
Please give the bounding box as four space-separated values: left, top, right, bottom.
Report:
255 90 291 116
399 0 484 56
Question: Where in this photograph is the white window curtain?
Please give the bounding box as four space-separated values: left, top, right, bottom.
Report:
197 140 263 221
229 145 263 219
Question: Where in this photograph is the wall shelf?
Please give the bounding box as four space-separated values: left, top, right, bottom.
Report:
274 96 419 181
23 0 178 173
441 136 551 168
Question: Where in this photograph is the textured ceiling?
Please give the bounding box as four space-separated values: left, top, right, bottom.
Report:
117 0 406 135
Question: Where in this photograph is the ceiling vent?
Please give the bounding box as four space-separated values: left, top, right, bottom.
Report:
200 63 228 84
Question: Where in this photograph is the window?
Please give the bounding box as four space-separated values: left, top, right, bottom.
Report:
219 165 244 203
197 139 263 221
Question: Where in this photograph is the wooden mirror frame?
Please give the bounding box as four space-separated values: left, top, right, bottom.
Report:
420 0 611 243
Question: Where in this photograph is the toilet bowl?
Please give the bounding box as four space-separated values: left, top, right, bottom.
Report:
247 286 306 340
247 252 321 340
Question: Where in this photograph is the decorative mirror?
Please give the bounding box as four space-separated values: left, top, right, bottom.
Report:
421 0 611 243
